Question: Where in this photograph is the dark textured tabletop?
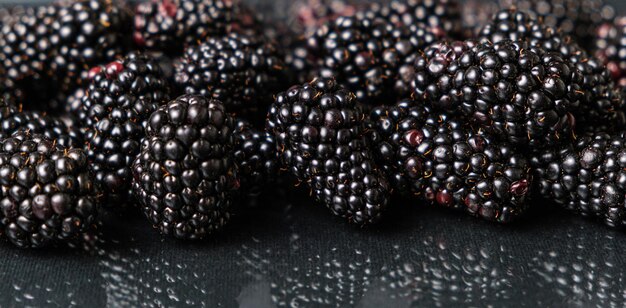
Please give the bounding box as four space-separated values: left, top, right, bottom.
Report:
1 0 626 307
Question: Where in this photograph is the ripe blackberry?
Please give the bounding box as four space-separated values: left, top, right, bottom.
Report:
594 17 626 89
367 0 462 38
498 0 615 51
308 14 438 102
414 39 583 150
479 8 625 134
131 95 239 240
0 97 82 148
0 131 100 248
0 6 57 110
532 133 626 228
174 33 285 119
133 0 233 55
81 52 170 207
49 0 132 90
233 119 277 196
369 100 533 223
0 1 130 111
267 78 391 224
1 112 83 149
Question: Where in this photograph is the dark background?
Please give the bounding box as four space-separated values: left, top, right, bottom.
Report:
1 0 626 307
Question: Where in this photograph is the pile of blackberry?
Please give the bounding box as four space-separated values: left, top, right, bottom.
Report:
2 0 626 248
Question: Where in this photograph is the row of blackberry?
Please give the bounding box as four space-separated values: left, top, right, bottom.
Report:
369 100 532 223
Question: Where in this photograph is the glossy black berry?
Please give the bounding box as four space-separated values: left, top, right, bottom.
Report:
414 39 583 150
133 0 233 55
479 8 624 134
233 119 277 197
175 33 285 125
132 94 239 240
80 52 170 208
532 132 626 228
267 77 391 224
369 100 533 223
0 131 100 248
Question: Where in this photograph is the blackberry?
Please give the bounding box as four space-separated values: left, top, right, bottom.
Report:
308 14 438 102
174 33 285 121
233 119 277 196
0 97 82 148
369 100 533 223
532 133 626 228
133 0 233 55
0 131 100 248
498 0 615 51
131 95 238 240
0 0 130 111
367 0 462 38
0 6 57 110
1 112 83 149
413 39 583 150
479 8 625 134
594 17 626 89
81 52 170 207
49 0 132 90
267 78 391 224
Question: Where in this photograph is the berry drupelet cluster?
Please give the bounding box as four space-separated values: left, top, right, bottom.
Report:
0 131 100 248
307 14 439 103
532 133 626 228
267 78 391 224
233 119 277 196
132 95 239 240
0 0 131 112
369 100 532 223
81 52 170 207
414 39 583 151
133 0 233 55
479 8 625 134
174 33 285 115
